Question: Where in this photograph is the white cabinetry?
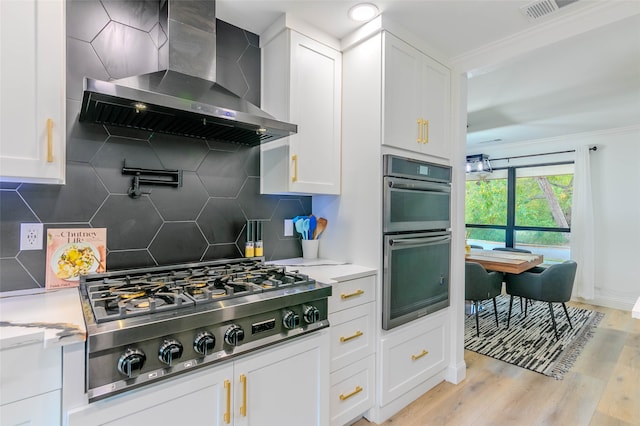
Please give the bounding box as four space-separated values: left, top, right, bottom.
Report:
383 32 451 159
327 274 376 426
67 331 329 426
0 0 65 184
379 312 449 406
0 343 62 426
261 21 341 195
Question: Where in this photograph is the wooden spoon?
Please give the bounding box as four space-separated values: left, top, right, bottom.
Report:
313 218 328 239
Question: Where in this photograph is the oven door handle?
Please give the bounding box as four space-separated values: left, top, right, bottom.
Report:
389 235 451 247
387 179 451 193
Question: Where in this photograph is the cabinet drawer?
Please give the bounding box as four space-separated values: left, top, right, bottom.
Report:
330 355 375 426
0 389 60 426
328 275 375 313
329 302 375 372
0 343 61 405
379 315 448 406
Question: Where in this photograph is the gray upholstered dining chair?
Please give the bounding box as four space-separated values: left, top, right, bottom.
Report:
505 260 578 339
465 262 503 337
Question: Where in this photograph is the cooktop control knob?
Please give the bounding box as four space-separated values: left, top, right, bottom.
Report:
282 310 301 329
194 331 216 356
224 324 245 346
303 305 320 324
158 339 183 366
118 348 146 378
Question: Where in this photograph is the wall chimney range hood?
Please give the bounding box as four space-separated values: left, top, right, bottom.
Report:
79 0 296 146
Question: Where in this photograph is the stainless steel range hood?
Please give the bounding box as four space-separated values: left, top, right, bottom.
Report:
79 0 296 146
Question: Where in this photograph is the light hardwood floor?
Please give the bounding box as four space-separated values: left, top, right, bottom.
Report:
353 302 640 426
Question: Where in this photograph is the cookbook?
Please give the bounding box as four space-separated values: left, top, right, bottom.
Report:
45 228 107 290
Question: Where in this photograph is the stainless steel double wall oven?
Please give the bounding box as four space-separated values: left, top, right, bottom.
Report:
382 155 452 330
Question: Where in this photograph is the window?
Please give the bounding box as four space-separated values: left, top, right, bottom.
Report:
465 163 574 263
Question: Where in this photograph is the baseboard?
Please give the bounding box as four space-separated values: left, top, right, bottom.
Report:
445 359 467 384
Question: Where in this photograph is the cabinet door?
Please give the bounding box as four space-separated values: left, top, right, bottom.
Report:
67 365 232 426
233 330 330 426
382 33 424 153
261 30 341 195
379 314 449 406
0 0 65 184
1 390 60 426
420 56 451 159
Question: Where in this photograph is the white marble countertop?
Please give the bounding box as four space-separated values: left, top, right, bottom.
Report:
267 258 377 283
633 297 640 319
0 288 86 350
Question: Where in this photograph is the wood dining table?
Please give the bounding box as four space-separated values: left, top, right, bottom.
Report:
465 249 543 274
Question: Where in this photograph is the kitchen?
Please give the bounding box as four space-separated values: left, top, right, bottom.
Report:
1 1 639 425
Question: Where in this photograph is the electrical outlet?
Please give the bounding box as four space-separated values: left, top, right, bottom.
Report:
284 219 293 237
20 223 44 250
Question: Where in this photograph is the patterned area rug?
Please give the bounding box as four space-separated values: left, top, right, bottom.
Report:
464 294 604 379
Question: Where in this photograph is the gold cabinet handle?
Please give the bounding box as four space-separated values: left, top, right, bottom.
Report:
340 330 363 343
224 379 231 424
291 155 298 182
339 386 363 401
411 349 429 361
46 118 54 162
240 374 247 417
341 289 364 299
416 118 423 143
423 119 429 144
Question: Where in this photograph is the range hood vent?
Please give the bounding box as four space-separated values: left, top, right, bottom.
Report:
79 0 296 145
521 0 580 21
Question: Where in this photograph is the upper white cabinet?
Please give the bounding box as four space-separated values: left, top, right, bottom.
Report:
382 33 451 159
0 0 66 184
261 22 341 195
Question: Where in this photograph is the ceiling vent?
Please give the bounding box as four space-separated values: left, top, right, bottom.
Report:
521 0 580 21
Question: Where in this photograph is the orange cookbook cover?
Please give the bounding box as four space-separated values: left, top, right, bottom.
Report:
45 228 107 290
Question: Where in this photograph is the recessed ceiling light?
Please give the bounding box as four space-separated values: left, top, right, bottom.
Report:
348 3 379 22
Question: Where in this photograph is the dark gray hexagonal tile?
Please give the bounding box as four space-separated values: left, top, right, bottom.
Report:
90 194 163 250
107 249 157 270
67 100 108 163
0 191 39 257
270 199 309 239
244 146 260 178
197 150 248 197
149 133 210 171
101 0 159 32
92 21 157 79
197 198 245 244
0 259 40 292
202 244 242 261
237 177 280 220
67 0 110 42
67 37 111 101
238 44 261 107
216 58 248 99
149 222 208 265
0 182 20 190
206 140 241 152
149 172 208 221
18 162 108 223
91 136 162 194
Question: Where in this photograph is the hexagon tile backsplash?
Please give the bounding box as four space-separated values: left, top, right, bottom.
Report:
0 1 310 293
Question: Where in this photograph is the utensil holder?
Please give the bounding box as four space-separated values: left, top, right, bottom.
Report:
301 239 319 259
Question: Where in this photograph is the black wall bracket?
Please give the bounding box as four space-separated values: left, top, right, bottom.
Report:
122 161 183 198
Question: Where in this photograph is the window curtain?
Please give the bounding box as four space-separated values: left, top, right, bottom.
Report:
571 145 595 299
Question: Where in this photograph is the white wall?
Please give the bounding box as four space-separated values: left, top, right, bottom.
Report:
468 125 640 311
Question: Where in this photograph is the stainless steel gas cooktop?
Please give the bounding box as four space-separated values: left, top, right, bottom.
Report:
78 258 331 402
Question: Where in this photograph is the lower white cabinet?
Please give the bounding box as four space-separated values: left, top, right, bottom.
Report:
66 331 329 426
330 355 375 426
0 343 62 426
379 312 449 406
